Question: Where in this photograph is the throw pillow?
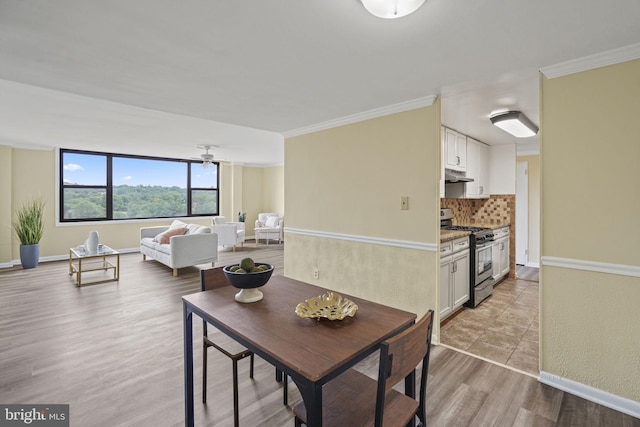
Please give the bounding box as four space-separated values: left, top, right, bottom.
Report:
188 225 211 234
264 216 278 228
170 219 187 229
154 227 187 244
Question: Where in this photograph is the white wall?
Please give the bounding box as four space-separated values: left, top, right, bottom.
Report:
489 144 516 194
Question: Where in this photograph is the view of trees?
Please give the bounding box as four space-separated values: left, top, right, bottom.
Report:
63 185 217 220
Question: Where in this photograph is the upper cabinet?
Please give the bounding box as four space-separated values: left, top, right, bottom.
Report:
444 127 467 172
464 137 490 198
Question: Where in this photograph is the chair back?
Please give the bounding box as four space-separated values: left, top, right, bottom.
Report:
375 309 434 427
200 266 229 292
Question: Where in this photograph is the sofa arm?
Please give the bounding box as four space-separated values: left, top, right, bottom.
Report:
170 233 218 268
229 221 246 232
140 226 170 240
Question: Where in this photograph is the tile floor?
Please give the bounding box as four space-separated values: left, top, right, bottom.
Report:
440 275 539 376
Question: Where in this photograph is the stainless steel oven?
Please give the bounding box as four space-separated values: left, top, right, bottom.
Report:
475 240 493 285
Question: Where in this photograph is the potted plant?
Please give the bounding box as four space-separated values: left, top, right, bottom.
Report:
12 198 45 269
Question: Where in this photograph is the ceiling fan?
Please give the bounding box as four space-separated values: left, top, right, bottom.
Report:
195 144 227 167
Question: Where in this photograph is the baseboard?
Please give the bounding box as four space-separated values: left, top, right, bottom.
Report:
539 371 640 419
526 261 540 268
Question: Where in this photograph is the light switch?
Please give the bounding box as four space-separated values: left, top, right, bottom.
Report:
400 196 409 210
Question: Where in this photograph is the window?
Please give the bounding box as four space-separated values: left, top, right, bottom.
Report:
60 149 219 222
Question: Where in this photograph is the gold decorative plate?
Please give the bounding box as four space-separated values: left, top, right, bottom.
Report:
295 292 358 321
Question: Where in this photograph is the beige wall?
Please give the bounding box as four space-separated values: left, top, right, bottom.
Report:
240 165 284 230
1 147 277 264
284 104 441 335
541 59 640 402
516 155 540 264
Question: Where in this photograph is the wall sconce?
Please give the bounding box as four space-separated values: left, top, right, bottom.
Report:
490 111 539 138
360 0 426 19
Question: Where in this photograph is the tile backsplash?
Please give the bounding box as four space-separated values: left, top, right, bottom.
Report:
442 194 516 279
441 195 514 226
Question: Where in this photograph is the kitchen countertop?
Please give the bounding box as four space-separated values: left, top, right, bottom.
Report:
440 230 471 243
440 223 511 243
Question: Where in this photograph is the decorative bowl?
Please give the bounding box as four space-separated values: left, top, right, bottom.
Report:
223 263 274 303
295 292 358 321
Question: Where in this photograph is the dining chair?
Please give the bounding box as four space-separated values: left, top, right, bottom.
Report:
201 267 288 427
293 309 434 427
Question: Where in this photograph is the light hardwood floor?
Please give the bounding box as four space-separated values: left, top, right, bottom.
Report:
1 245 638 426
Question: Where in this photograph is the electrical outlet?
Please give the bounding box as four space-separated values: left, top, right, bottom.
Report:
400 196 409 210
313 268 319 279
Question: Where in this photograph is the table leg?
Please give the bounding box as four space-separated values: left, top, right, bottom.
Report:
293 379 322 427
115 254 120 281
183 303 194 427
77 258 82 287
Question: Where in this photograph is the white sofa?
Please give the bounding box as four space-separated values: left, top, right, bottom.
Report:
140 220 218 276
254 213 283 245
211 216 245 251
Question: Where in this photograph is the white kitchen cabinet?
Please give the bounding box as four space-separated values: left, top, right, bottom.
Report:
452 249 470 308
444 128 467 172
440 256 453 318
499 236 510 278
465 138 490 198
440 237 470 320
492 227 510 281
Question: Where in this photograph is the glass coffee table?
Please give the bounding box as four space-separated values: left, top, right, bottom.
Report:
69 244 120 287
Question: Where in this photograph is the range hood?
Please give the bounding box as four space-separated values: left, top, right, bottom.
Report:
445 169 474 183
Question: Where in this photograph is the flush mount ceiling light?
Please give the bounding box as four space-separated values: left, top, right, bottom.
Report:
360 0 426 19
489 111 539 138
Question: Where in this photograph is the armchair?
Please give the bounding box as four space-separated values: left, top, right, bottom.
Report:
211 216 245 252
254 213 283 246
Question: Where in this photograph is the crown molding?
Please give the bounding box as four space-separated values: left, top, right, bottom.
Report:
282 95 438 138
540 42 640 79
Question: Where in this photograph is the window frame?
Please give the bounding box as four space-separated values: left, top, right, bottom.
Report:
59 148 219 223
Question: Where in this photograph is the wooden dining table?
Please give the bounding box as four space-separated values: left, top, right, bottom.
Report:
182 275 417 427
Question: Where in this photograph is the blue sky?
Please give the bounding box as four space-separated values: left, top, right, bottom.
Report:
62 152 217 188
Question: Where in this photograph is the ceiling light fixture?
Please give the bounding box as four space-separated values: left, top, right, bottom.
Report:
201 159 215 169
489 111 539 138
360 0 426 19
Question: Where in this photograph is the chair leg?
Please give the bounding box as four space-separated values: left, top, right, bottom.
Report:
202 344 208 403
249 353 254 379
232 359 240 427
283 376 288 405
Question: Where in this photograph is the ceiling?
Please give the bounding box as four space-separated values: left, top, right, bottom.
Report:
1 0 639 165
